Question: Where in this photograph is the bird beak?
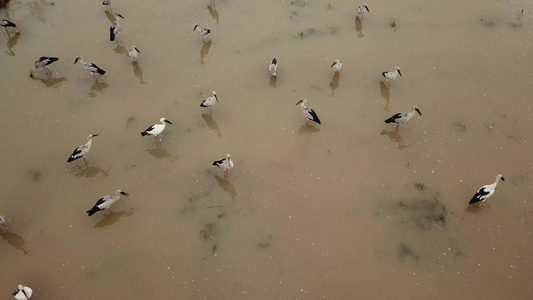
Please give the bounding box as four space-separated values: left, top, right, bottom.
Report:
116 13 125 19
193 24 198 31
74 57 80 64
501 177 505 181
398 69 402 76
164 120 173 124
92 134 100 137
330 62 336 67
134 47 140 53
415 108 422 116
295 99 304 105
214 94 219 102
366 5 369 11
120 191 130 196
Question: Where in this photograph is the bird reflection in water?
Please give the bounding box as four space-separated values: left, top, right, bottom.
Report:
355 16 364 38
330 73 340 96
299 124 320 134
5 32 20 56
88 81 109 97
207 4 219 26
114 45 127 54
379 81 391 111
104 10 115 23
146 148 171 159
0 230 29 255
75 166 111 178
380 130 407 150
132 63 146 84
214 174 236 200
200 40 212 64
30 74 67 87
201 113 222 137
94 209 134 228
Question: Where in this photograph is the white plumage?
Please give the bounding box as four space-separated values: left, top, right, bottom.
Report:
469 174 505 205
296 98 321 125
12 284 33 300
193 22 211 43
200 91 218 113
357 4 370 19
128 45 141 62
384 105 421 130
0 214 7 232
67 134 99 165
141 118 173 145
32 57 59 77
87 190 129 216
110 13 125 42
382 66 402 85
213 154 234 180
269 58 278 77
74 56 106 81
331 59 342 75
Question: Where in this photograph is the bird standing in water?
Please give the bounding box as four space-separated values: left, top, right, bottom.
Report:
384 105 421 130
331 59 342 75
357 4 370 19
74 56 106 82
469 174 505 206
382 66 402 86
269 58 278 77
1 19 16 36
296 98 321 125
31 56 59 77
200 91 219 114
213 154 234 180
128 45 141 62
87 190 129 216
67 134 99 167
110 12 125 43
12 284 33 300
141 118 173 146
193 22 211 43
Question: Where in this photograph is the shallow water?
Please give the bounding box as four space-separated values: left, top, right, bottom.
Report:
1 0 533 299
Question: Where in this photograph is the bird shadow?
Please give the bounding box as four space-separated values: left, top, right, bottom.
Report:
146 148 171 159
380 130 408 150
200 40 212 64
30 74 67 87
114 45 127 54
465 203 489 213
201 113 222 137
88 82 109 97
207 5 219 26
299 124 320 134
329 74 340 96
105 10 115 23
214 174 236 200
355 16 364 38
75 166 111 178
94 209 134 228
269 75 277 87
4 31 20 56
132 63 146 84
379 81 391 111
0 230 29 255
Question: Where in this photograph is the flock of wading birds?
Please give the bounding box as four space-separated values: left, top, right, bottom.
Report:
2 2 507 299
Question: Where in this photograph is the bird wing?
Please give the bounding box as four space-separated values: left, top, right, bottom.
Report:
307 109 321 124
110 25 116 41
95 197 107 208
90 63 106 75
142 125 155 135
382 71 391 78
384 113 403 123
67 145 86 161
469 186 491 204
213 158 226 168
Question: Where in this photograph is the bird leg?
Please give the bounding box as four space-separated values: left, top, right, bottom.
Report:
83 157 89 167
395 124 400 131
45 66 52 77
92 73 99 83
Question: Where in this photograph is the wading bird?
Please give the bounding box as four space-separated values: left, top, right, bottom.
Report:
357 4 369 19
469 174 505 206
296 98 321 125
87 190 129 216
331 59 342 75
269 58 278 77
102 0 112 12
110 12 125 42
12 284 32 300
128 45 140 62
67 134 99 167
213 154 234 180
141 118 172 145
200 91 218 113
31 56 59 77
193 22 211 43
382 66 402 86
0 19 16 35
74 56 106 81
384 105 421 130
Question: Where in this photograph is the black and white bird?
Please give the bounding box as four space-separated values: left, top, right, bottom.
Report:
296 98 321 125
469 174 505 206
193 22 211 43
213 154 234 180
87 190 129 216
110 12 125 42
102 0 112 12
31 56 59 77
269 58 278 77
384 105 421 130
331 59 342 75
200 91 218 113
67 134 99 166
128 45 140 62
141 118 172 145
12 284 33 300
382 66 402 86
74 56 106 81
0 19 16 35
357 4 370 19
0 214 7 232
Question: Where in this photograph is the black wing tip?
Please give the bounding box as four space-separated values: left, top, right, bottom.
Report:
141 131 148 136
469 197 482 204
87 206 100 216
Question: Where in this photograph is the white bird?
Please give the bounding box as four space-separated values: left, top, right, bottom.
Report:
87 190 129 216
102 0 112 12
0 19 16 35
31 56 59 77
110 12 125 42
200 91 218 113
469 174 505 206
67 134 99 166
382 66 402 86
128 45 141 62
74 56 106 82
0 214 7 232
295 98 321 125
269 58 278 77
193 22 211 43
331 59 342 75
213 154 234 180
384 105 421 130
12 284 33 300
357 4 370 19
141 118 172 145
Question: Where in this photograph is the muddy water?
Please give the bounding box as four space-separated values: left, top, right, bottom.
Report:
1 0 533 299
